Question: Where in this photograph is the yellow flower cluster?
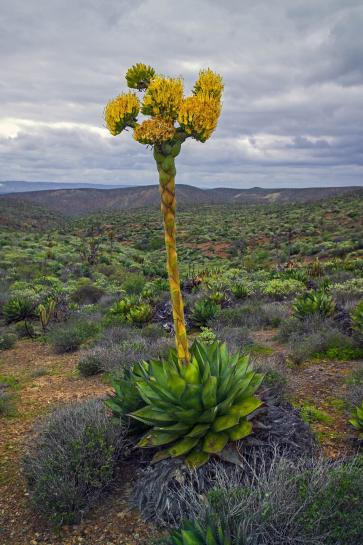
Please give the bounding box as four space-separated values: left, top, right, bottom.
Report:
193 69 224 100
104 93 140 136
142 76 184 121
133 117 176 145
178 92 221 142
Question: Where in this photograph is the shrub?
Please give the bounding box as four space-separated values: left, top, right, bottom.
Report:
213 326 253 354
349 400 363 438
77 349 104 377
23 399 125 525
71 284 105 305
292 290 335 320
122 273 145 295
109 340 263 468
197 327 217 344
0 387 15 416
289 326 355 364
15 320 35 338
352 300 363 334
191 299 220 326
262 278 305 300
107 297 152 325
157 454 363 545
0 333 16 351
255 355 287 403
48 319 100 353
231 282 253 299
212 303 283 331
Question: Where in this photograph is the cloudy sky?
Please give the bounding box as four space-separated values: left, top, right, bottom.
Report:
1 0 363 188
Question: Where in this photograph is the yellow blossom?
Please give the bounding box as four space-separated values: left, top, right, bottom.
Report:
104 93 140 136
193 69 224 100
133 117 176 145
178 92 221 142
142 76 184 121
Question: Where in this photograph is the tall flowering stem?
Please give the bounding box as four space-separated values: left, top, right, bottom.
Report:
154 140 190 363
104 64 223 365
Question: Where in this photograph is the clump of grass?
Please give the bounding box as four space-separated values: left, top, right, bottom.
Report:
298 403 333 425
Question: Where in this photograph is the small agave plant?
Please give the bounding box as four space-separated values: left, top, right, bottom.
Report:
349 400 363 439
105 63 263 467
165 518 231 545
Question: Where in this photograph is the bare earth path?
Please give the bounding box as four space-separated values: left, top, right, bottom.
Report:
0 340 157 545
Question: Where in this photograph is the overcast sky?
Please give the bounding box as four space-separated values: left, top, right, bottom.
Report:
1 0 363 188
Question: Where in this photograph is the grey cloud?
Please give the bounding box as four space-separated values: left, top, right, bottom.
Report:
0 0 362 187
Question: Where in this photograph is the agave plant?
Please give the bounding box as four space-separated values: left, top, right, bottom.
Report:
128 340 263 467
349 400 363 439
105 368 146 432
108 297 152 325
352 300 363 335
292 290 335 320
104 63 223 364
4 297 35 324
192 299 220 327
165 518 231 545
127 303 152 325
231 282 251 299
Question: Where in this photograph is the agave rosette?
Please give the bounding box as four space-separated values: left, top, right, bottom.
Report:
130 340 263 467
167 518 231 545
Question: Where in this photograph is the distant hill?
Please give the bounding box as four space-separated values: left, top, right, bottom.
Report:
0 181 131 194
1 184 361 217
0 198 66 231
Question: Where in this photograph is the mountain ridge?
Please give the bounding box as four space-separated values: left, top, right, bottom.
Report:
1 184 362 217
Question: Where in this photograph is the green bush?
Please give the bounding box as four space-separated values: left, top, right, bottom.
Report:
0 388 16 416
48 320 100 353
23 399 125 525
262 278 305 299
0 333 16 351
298 456 363 545
77 349 104 377
71 283 105 305
292 290 335 320
192 299 220 326
107 297 152 325
122 273 145 295
3 297 35 324
168 454 363 545
352 300 363 334
349 400 363 438
231 282 253 299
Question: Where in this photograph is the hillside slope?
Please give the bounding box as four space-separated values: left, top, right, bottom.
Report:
1 184 361 217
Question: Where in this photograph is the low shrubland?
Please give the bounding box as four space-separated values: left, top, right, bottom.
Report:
23 399 125 525
158 453 363 545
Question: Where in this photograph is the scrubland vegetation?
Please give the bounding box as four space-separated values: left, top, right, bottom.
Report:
0 189 362 544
